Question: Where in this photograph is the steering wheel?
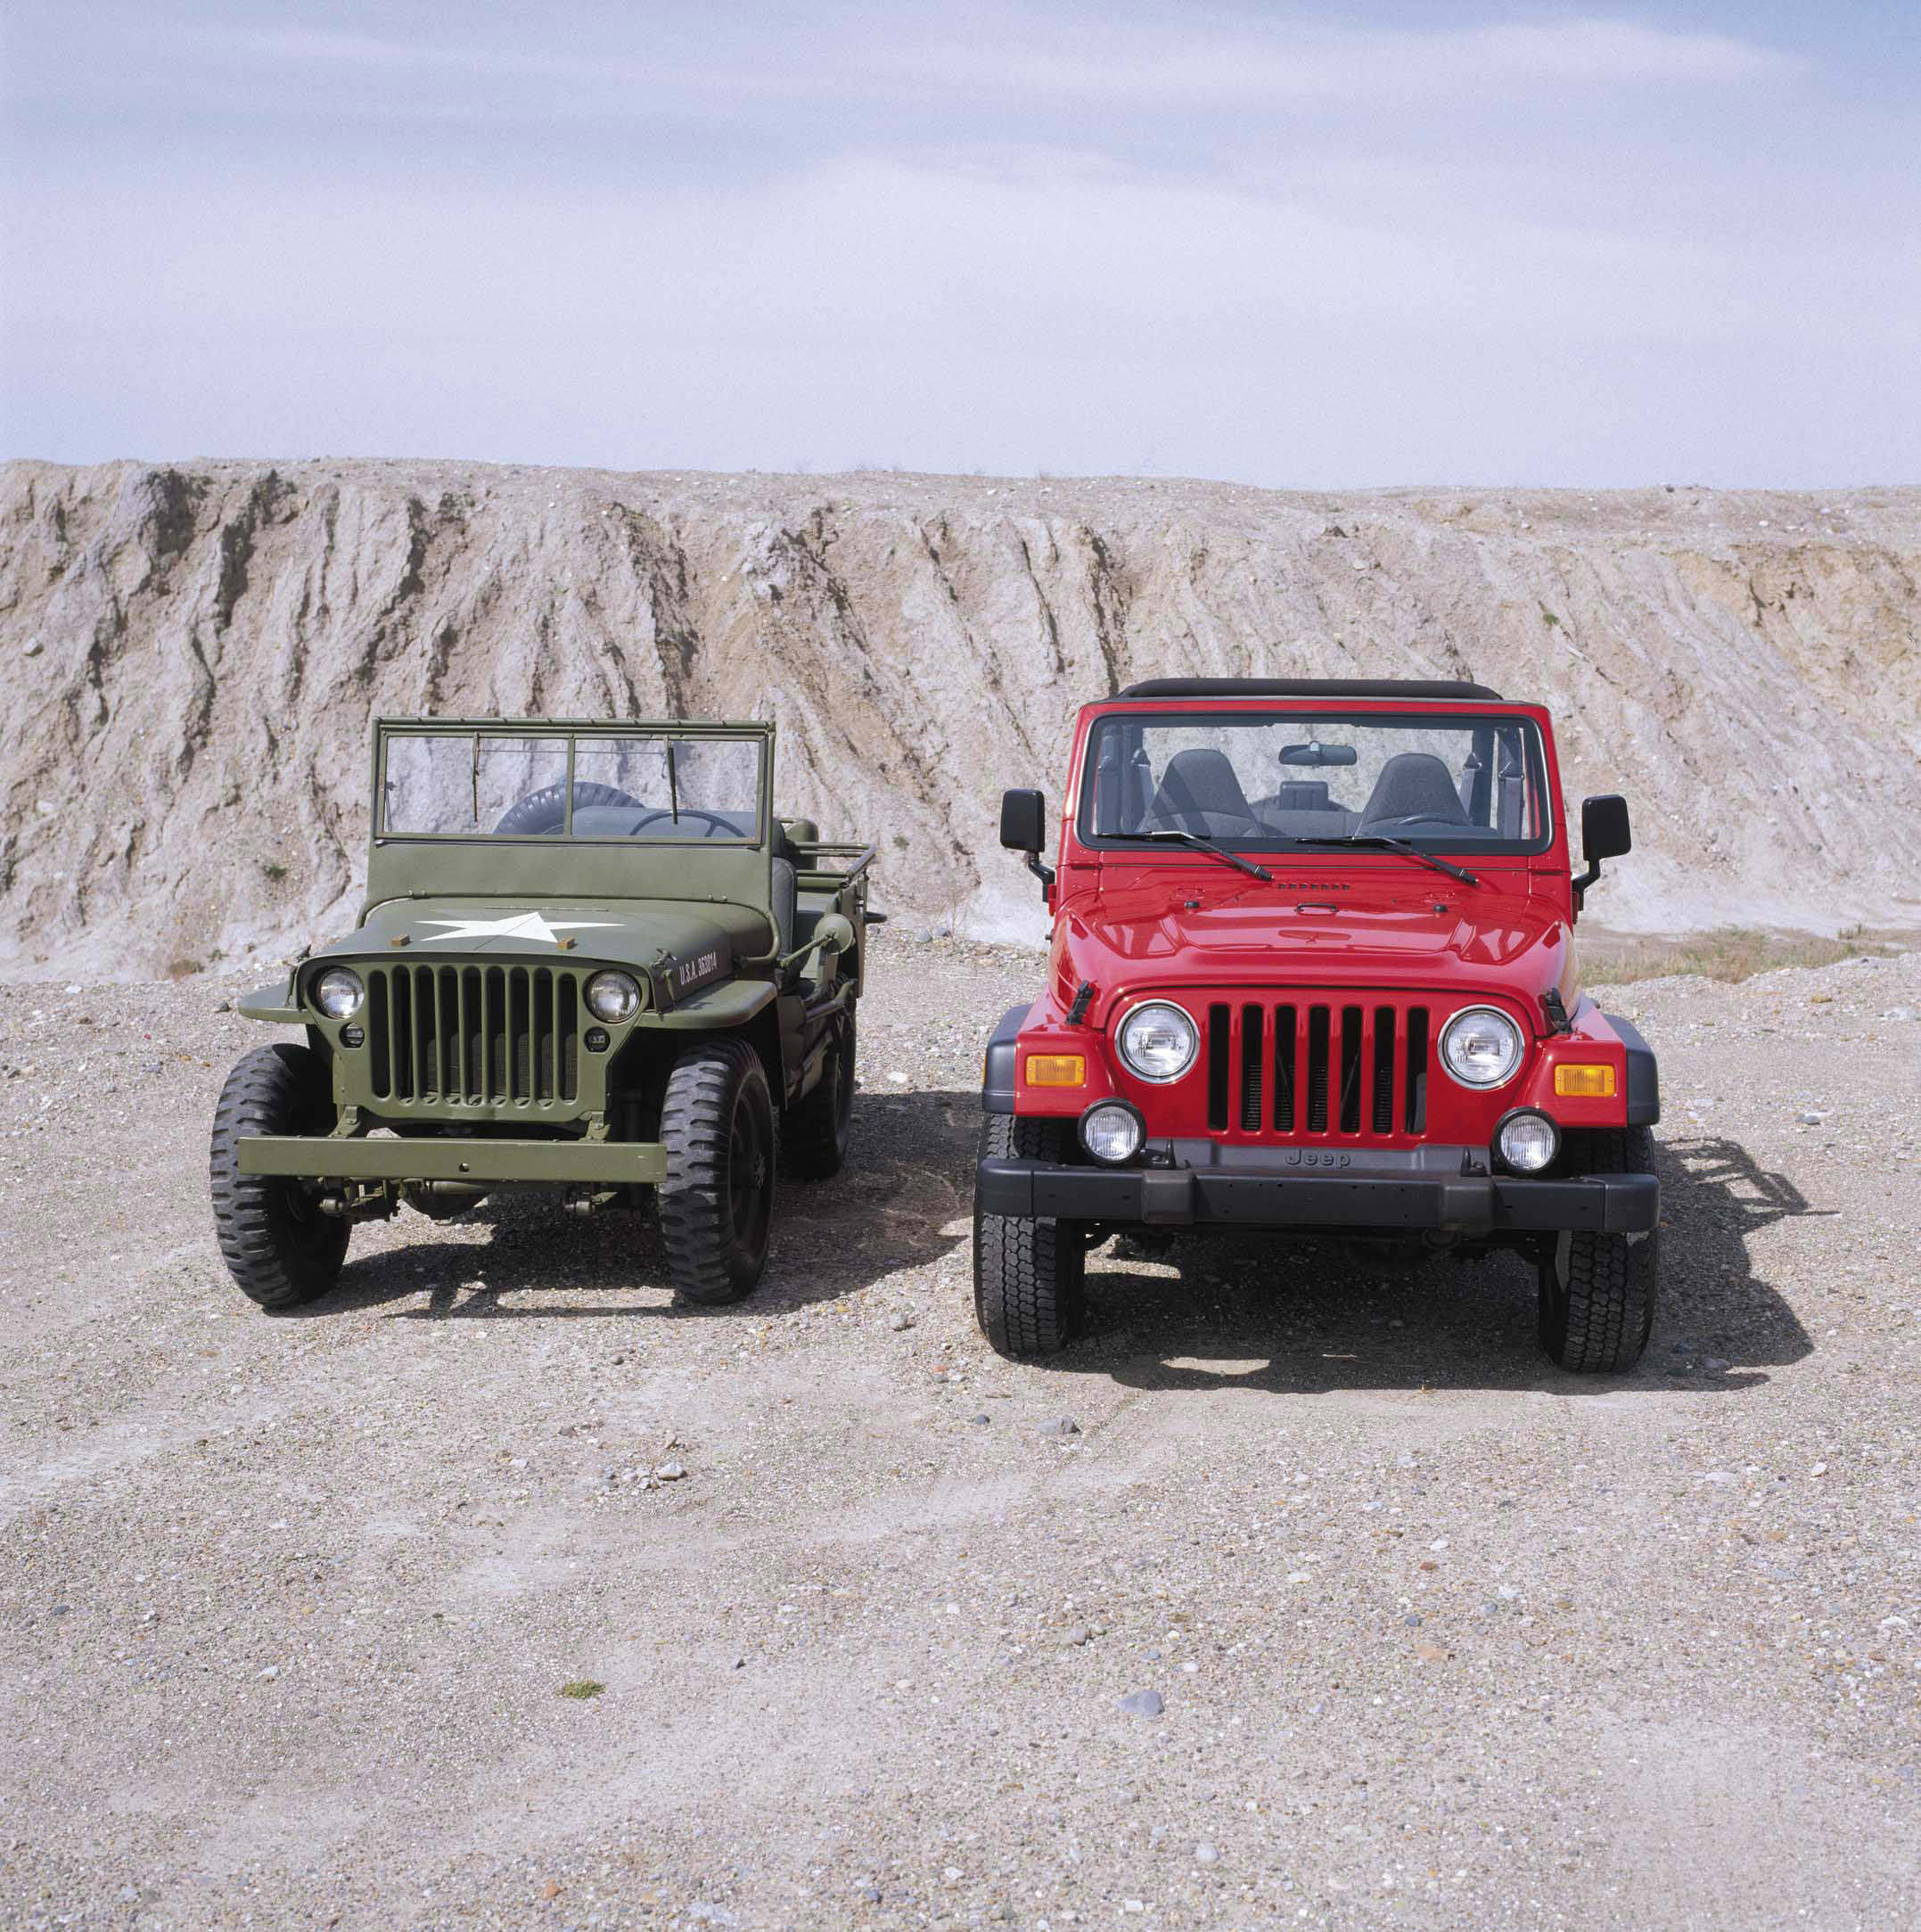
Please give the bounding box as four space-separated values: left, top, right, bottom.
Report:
492 780 644 836
622 806 743 839
1363 812 1469 834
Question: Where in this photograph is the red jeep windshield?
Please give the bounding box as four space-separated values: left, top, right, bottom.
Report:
1079 711 1552 853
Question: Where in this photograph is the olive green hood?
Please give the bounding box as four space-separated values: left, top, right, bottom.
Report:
314 895 774 991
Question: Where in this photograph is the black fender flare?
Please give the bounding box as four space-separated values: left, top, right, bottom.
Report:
981 1001 1034 1114
1603 1011 1661 1125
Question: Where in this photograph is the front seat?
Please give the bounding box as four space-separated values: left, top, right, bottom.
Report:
1358 752 1469 829
1145 749 1257 834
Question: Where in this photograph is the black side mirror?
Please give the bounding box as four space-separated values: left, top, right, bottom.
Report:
1572 793 1631 906
999 787 1055 892
1000 787 1045 852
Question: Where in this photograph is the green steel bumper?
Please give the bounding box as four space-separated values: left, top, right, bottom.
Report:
237 1135 669 1187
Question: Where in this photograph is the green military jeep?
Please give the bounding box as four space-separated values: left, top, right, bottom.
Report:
209 717 871 1309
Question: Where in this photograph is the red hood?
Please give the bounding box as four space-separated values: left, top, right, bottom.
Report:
1058 863 1573 1013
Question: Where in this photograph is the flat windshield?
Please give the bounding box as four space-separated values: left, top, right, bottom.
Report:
381 732 765 841
1080 711 1549 851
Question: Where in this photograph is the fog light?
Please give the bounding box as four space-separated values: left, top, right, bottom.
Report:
1080 1100 1144 1164
1496 1109 1559 1173
1554 1063 1616 1098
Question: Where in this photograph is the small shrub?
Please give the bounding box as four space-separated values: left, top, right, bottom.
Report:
262 862 288 883
1540 608 1561 629
557 1679 604 1700
1583 926 1904 986
166 957 202 980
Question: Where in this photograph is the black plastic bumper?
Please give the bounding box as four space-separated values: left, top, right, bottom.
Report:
977 1155 1658 1235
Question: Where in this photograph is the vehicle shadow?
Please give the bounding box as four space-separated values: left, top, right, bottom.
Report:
284 1087 981 1322
1050 1132 1820 1395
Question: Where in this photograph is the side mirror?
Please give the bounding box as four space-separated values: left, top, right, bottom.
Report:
1572 793 1630 906
999 787 1055 892
1581 794 1631 862
1000 788 1044 852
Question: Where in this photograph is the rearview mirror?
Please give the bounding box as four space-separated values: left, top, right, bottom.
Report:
1279 742 1358 767
1572 793 1631 908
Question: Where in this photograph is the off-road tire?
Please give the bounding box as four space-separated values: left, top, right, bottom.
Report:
1538 1125 1659 1373
209 1044 349 1311
782 1007 856 1181
659 1038 777 1305
973 1114 1085 1358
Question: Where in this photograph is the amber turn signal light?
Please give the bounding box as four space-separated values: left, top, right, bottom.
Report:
1025 1054 1087 1087
1554 1064 1616 1098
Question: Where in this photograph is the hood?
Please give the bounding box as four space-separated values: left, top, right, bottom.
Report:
315 896 773 984
1064 867 1572 1006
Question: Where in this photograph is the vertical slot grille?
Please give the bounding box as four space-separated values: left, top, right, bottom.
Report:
1206 1002 1231 1132
1195 996 1434 1144
1238 1005 1264 1130
1337 1006 1363 1133
1272 1004 1296 1131
1404 1006 1430 1134
1305 1007 1331 1131
367 963 579 1108
1371 1006 1397 1135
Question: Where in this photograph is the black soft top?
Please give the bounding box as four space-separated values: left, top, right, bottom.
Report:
1114 678 1503 701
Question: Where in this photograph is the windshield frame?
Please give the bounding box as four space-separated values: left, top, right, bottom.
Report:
1073 707 1555 858
372 721 773 847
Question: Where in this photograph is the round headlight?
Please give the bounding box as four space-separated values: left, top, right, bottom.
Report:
1117 1001 1199 1082
1080 1101 1144 1164
313 967 363 1020
1496 1109 1559 1173
584 970 641 1024
1440 1005 1523 1089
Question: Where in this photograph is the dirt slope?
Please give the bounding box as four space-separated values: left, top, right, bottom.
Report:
3 458 1917 977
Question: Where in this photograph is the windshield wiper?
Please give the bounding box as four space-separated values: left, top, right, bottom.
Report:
1288 835 1479 887
1106 829 1272 882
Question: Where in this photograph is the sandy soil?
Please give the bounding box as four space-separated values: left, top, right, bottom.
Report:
2 933 1917 1930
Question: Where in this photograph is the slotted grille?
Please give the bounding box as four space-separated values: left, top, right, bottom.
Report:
367 963 581 1108
1204 997 1432 1142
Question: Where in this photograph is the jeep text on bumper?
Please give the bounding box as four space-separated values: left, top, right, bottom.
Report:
976 1144 1658 1234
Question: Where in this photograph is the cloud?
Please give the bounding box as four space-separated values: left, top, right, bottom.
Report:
163 6 1795 124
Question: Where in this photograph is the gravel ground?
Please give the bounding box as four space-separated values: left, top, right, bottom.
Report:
2 933 1917 1931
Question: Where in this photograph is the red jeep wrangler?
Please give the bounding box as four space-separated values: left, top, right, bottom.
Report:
974 678 1660 1373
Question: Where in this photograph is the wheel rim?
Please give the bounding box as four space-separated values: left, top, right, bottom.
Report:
277 1180 336 1261
727 1094 773 1259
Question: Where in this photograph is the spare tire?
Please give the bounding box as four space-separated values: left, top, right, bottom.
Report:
493 780 644 836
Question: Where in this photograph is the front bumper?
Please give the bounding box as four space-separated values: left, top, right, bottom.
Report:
238 1135 668 1188
977 1149 1657 1236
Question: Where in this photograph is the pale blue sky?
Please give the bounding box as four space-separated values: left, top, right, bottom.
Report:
2 3 1916 485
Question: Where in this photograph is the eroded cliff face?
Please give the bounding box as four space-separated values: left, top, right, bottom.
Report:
2 458 1917 978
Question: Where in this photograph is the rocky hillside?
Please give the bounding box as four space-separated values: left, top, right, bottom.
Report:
3 458 1917 978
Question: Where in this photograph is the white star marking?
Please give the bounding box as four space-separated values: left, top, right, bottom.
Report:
416 912 622 947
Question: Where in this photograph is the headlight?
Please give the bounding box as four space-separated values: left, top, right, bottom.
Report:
1440 1005 1523 1089
313 967 363 1020
1080 1100 1144 1164
1495 1109 1559 1173
584 970 641 1024
1116 1001 1199 1082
